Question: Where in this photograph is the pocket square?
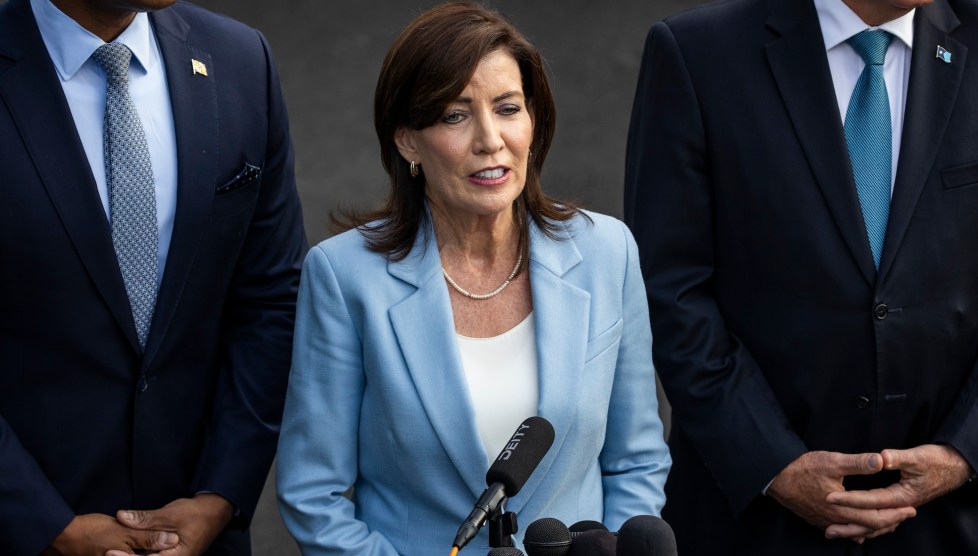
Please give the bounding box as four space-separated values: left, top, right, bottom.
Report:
216 163 262 194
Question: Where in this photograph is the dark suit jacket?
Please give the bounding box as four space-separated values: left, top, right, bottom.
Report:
625 0 978 553
0 1 307 554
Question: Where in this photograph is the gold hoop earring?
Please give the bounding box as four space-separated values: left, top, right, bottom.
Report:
410 161 421 178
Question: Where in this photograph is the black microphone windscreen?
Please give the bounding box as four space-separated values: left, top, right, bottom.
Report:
616 515 677 556
523 517 571 556
485 416 555 495
487 548 525 556
568 530 617 556
569 520 608 535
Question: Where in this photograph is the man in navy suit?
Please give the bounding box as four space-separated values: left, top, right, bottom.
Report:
626 0 978 553
0 0 306 554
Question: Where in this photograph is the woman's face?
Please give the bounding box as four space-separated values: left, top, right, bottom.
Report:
396 50 534 223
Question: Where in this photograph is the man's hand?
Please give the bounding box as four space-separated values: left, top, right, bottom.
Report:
824 444 973 539
767 451 916 541
42 513 178 556
106 494 234 556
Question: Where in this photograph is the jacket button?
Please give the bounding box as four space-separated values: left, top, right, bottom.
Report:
855 395 870 409
138 376 148 393
873 304 888 320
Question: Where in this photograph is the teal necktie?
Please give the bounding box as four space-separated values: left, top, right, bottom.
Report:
92 43 159 349
844 30 893 270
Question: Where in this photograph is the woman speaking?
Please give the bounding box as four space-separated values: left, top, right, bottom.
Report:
276 3 670 554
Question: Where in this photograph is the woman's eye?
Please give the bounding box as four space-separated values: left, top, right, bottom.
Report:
442 111 466 124
498 104 521 116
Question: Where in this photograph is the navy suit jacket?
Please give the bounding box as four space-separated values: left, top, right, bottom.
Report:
625 0 978 554
0 1 307 554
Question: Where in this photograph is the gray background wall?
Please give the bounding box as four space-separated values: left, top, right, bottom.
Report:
197 0 707 243
7 0 707 553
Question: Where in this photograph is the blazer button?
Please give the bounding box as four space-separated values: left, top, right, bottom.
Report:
855 395 870 409
873 304 888 320
138 376 148 393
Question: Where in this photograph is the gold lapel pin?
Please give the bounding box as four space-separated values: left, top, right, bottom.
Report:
191 59 208 76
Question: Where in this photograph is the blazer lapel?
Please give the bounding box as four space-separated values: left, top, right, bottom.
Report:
0 0 140 351
765 0 877 285
878 1 964 281
387 219 590 509
388 226 489 500
141 9 218 366
504 221 588 516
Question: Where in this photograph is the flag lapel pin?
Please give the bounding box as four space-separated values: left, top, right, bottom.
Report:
192 59 208 76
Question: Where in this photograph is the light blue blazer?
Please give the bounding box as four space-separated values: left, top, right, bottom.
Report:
276 211 670 555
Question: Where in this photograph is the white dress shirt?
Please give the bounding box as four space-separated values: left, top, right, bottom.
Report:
31 0 177 285
814 0 915 195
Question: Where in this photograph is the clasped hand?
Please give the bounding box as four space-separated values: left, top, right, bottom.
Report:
767 444 972 543
44 494 233 556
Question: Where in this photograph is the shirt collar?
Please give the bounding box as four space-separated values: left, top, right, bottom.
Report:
30 0 157 81
814 0 916 51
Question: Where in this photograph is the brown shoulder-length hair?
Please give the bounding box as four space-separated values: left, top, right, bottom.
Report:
333 1 584 262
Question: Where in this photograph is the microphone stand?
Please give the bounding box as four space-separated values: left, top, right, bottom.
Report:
487 498 518 548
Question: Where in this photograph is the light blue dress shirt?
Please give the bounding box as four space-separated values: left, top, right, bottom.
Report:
30 0 177 285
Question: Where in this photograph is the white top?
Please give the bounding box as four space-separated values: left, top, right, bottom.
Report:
31 0 178 285
814 0 915 195
457 311 540 463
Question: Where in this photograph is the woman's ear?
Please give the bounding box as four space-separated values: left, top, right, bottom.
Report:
394 127 420 163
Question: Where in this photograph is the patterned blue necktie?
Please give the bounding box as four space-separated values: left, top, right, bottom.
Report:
92 43 158 350
844 30 893 270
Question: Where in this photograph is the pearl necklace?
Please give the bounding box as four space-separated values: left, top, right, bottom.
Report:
442 250 524 300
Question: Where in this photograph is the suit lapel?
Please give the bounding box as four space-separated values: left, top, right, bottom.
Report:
141 9 218 366
0 0 140 350
386 219 590 509
388 226 489 500
504 221 588 516
879 1 964 281
766 0 876 285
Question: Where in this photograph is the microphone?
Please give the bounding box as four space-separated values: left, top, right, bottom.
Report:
616 515 677 556
568 529 617 556
488 549 525 556
523 518 571 556
453 417 556 552
569 520 608 537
